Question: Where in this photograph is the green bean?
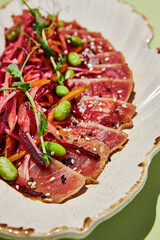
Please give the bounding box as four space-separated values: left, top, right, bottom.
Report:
54 100 71 121
71 35 83 47
44 141 66 157
0 157 18 181
56 85 69 97
64 69 75 80
6 29 19 42
68 52 82 66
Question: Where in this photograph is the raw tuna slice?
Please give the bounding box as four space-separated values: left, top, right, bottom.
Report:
87 51 125 65
74 96 136 129
69 64 132 80
64 122 128 152
18 158 85 203
58 28 103 40
46 136 110 184
67 78 133 101
81 38 114 54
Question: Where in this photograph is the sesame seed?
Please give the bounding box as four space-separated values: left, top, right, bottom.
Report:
105 57 109 61
73 122 77 126
64 50 68 54
62 178 67 184
41 194 46 199
117 90 123 93
85 137 90 141
97 75 101 78
51 151 55 155
98 49 102 53
29 177 34 182
97 45 102 49
109 46 113 50
74 32 78 36
71 159 75 164
97 117 101 120
81 76 85 79
61 174 65 180
49 176 55 181
123 76 127 79
99 95 102 98
106 88 111 92
73 167 77 171
99 107 103 112
59 135 63 139
88 132 92 136
80 134 84 138
28 182 32 186
88 104 93 108
16 185 19 190
56 130 59 134
76 149 81 154
93 147 97 151
56 127 60 130
66 151 69 155
43 198 53 202
108 156 111 162
102 67 106 71
45 193 51 197
111 123 115 127
67 157 72 161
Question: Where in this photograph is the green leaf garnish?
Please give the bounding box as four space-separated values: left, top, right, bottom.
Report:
13 82 32 92
56 54 66 70
40 152 51 165
38 111 48 136
55 74 65 85
6 63 21 78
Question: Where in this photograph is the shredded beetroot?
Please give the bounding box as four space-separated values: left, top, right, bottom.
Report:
15 184 43 197
18 127 45 168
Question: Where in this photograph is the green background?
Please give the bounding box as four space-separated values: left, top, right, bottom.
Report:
0 0 160 239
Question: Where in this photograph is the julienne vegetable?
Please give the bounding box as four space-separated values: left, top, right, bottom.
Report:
0 0 135 203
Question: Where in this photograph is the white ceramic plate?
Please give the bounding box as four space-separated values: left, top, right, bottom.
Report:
0 0 160 239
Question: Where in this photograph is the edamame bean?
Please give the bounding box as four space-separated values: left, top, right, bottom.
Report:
54 100 71 121
56 85 69 97
0 157 18 181
44 141 66 157
7 29 19 42
65 69 75 80
68 52 82 66
71 35 83 47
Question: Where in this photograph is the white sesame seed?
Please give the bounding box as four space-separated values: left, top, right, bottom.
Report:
64 50 68 54
84 61 87 65
97 117 101 120
97 45 102 49
85 137 90 141
43 198 53 202
76 149 81 154
56 130 59 134
105 57 109 61
98 49 102 53
117 90 123 93
73 167 77 171
99 41 103 45
71 159 75 164
66 24 72 30
74 31 78 36
49 176 55 181
97 75 101 78
88 104 93 108
16 185 19 190
81 76 85 79
67 39 71 43
102 67 106 71
99 107 103 112
91 45 96 49
51 151 55 155
109 46 113 50
87 63 92 68
93 147 97 151
45 192 51 197
123 76 127 79
28 182 32 186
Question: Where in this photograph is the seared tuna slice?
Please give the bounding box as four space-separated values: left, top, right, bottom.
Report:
18 158 85 203
87 51 125 65
67 78 133 101
74 96 136 129
69 64 132 80
57 137 109 184
65 122 128 152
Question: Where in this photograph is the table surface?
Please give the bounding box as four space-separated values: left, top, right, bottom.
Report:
0 0 160 239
